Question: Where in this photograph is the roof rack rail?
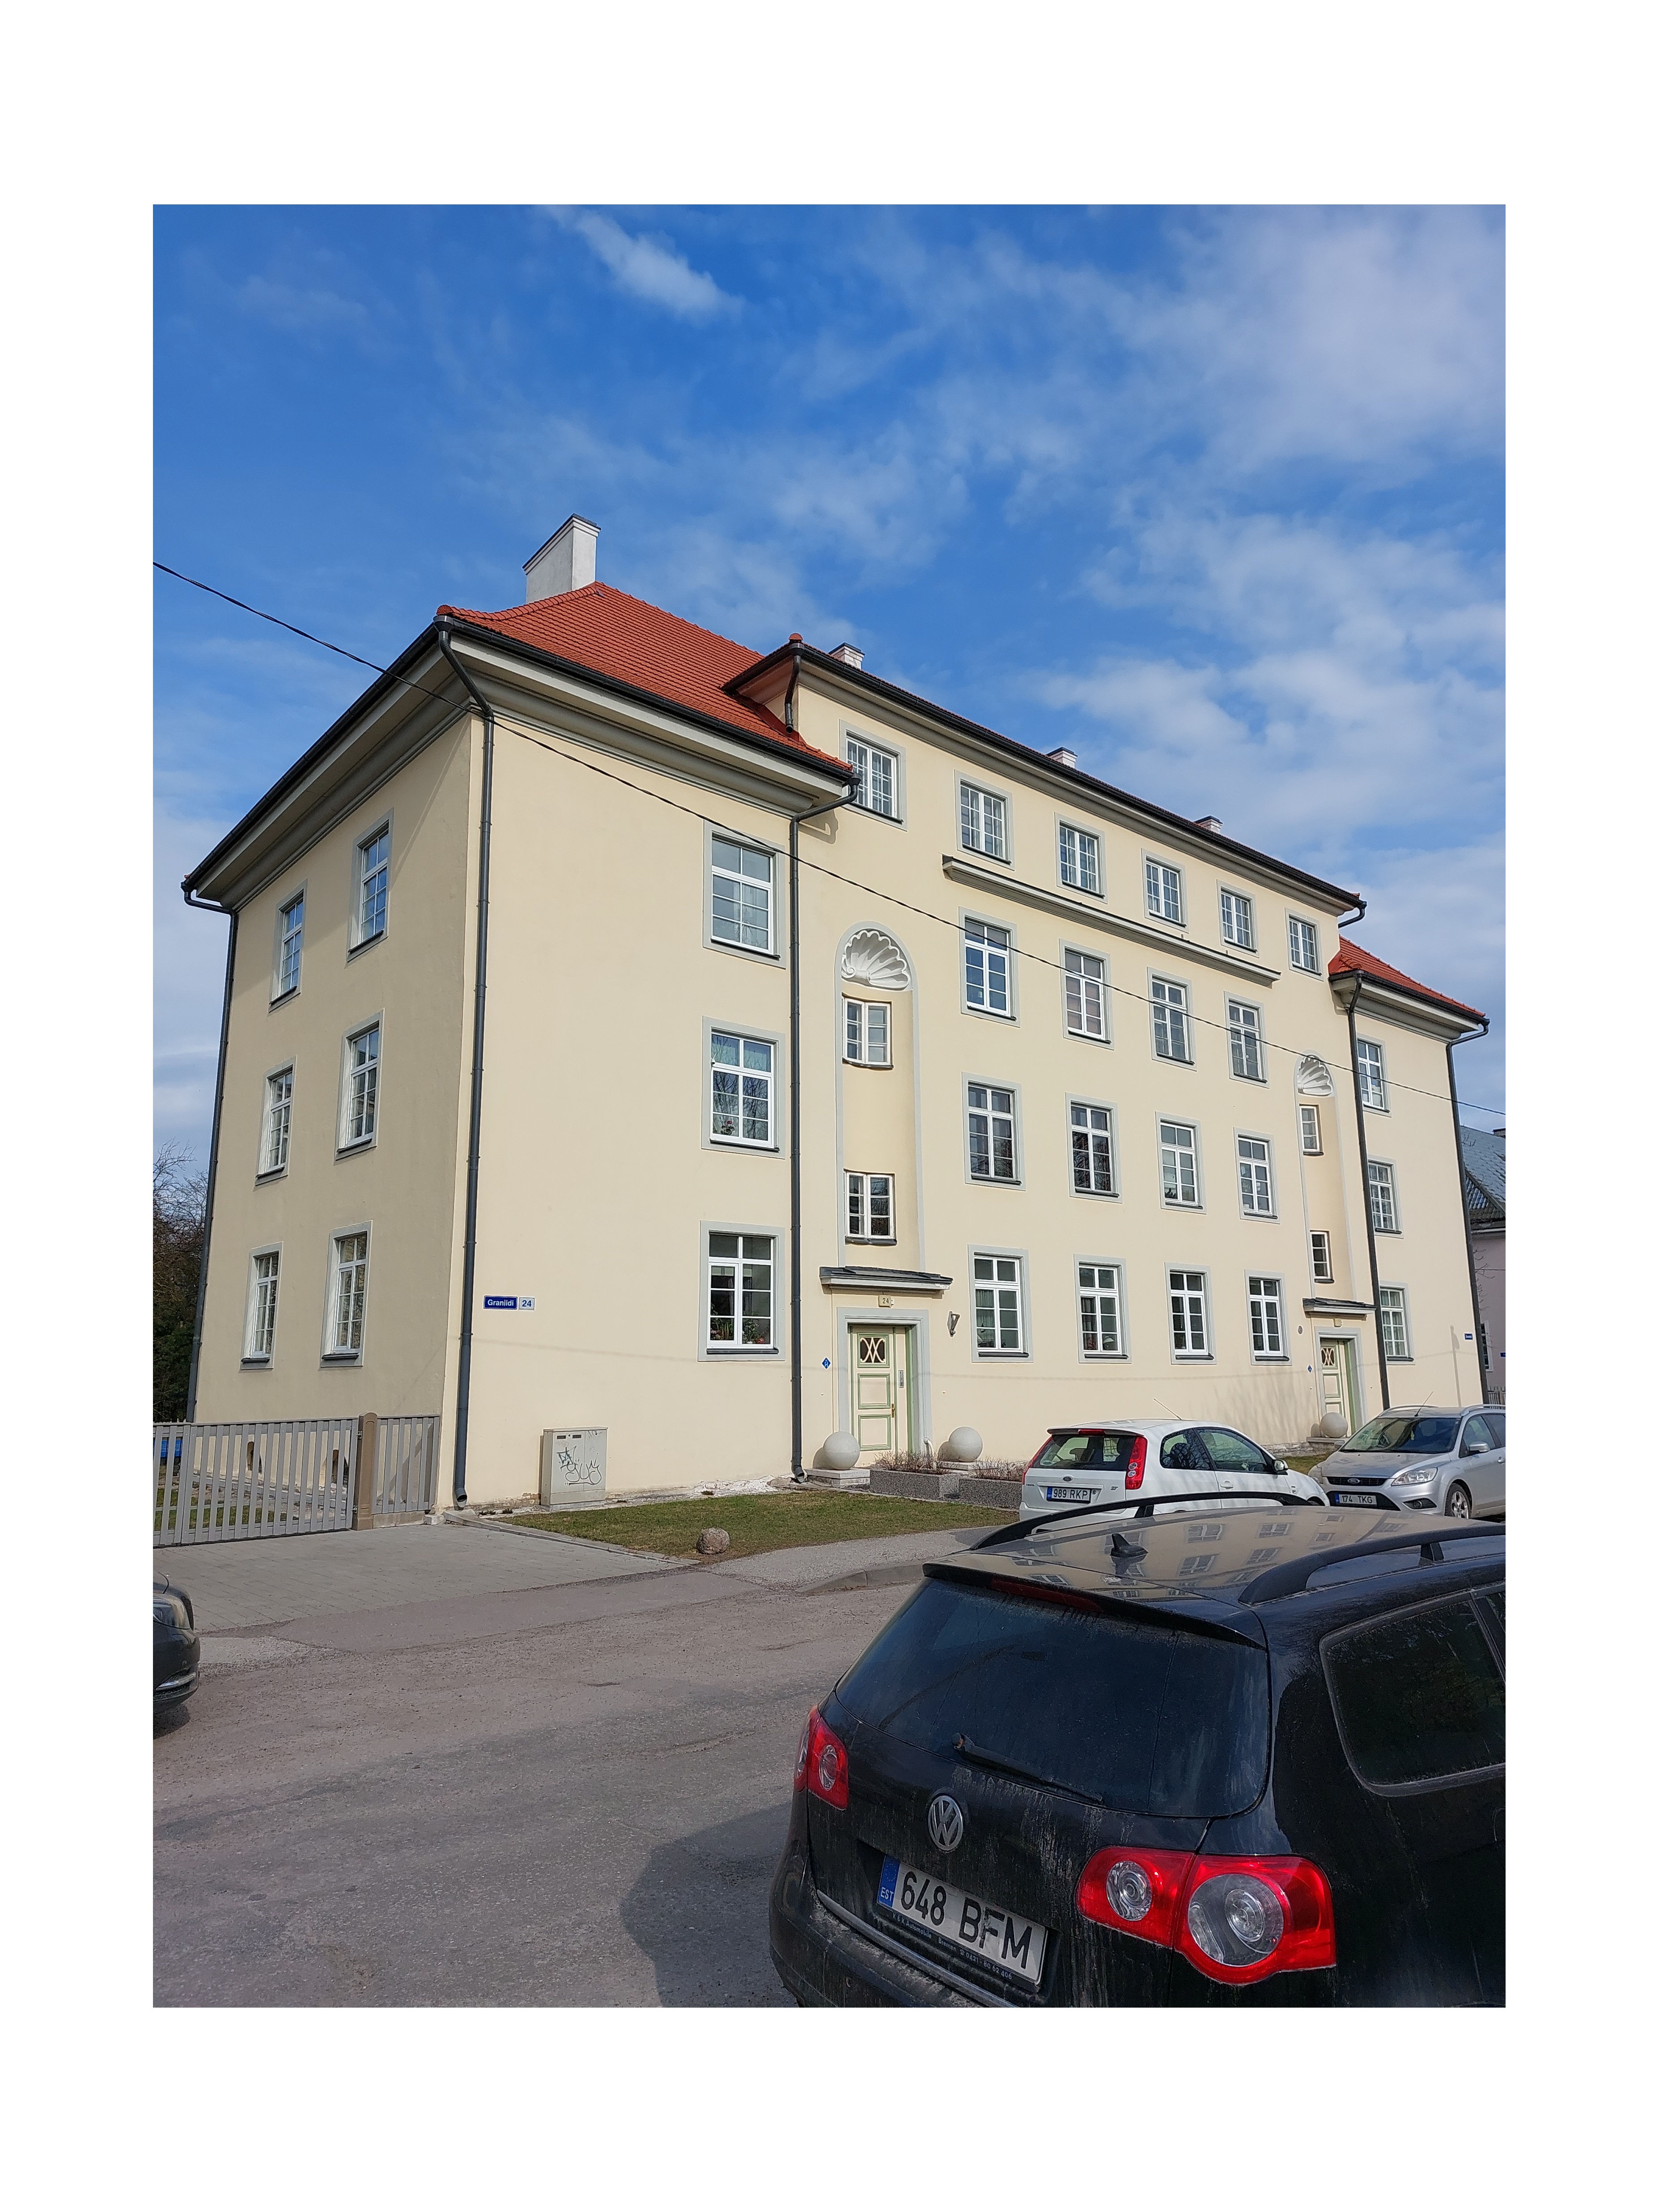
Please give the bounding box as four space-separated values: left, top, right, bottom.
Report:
972 1490 1317 1549
1239 1524 1504 1605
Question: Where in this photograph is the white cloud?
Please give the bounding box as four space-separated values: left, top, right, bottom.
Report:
550 209 738 321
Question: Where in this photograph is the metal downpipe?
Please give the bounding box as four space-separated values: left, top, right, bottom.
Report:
1340 982 1390 1412
182 898 237 1421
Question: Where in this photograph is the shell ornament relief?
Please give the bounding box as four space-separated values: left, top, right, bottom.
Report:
1294 1054 1336 1096
840 928 912 989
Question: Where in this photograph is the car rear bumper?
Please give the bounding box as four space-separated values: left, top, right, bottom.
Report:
768 1840 995 2007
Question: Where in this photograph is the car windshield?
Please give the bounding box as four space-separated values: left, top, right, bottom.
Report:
835 1579 1269 1817
1342 1414 1461 1454
1032 1432 1140 1471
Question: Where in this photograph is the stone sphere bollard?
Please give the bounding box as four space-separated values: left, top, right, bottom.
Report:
938 1426 983 1465
817 1431 861 1471
1320 1411 1349 1440
696 1526 731 1557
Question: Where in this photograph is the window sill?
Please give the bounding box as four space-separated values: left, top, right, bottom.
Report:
322 1352 362 1365
240 1356 272 1368
843 1059 895 1071
1252 1355 1292 1364
269 987 298 1009
973 1350 1029 1360
711 1139 781 1154
1082 1351 1129 1361
963 1004 1016 1021
709 938 781 963
1072 1186 1120 1202
347 931 386 962
851 802 904 827
1060 882 1104 901
1153 1054 1196 1068
961 845 1012 867
337 1139 377 1158
1230 1072 1269 1085
846 1239 900 1248
1373 1227 1403 1236
1241 1213 1279 1224
1065 1029 1112 1046
1172 1353 1214 1362
969 1176 1023 1190
704 1345 781 1356
255 1168 287 1185
1160 1199 1204 1211
1386 1355 1415 1364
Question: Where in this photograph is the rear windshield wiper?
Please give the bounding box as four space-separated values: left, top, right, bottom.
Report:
951 1733 1098 1805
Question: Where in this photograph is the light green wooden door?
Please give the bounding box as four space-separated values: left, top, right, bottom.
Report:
853 1329 908 1454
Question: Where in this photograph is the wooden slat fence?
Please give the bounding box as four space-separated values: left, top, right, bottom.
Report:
154 1415 441 1547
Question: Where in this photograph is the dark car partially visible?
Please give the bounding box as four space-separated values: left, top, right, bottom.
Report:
153 1573 199 1719
770 1496 1505 2007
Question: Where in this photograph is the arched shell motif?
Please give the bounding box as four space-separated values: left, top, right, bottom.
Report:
840 928 912 989
1295 1054 1336 1096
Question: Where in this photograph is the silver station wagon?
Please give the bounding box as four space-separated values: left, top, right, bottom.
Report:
1317 1407 1506 1520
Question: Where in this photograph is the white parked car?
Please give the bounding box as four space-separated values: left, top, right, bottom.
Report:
1018 1420 1325 1518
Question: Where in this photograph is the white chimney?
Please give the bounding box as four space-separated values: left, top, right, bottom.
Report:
831 642 864 669
524 515 600 602
1195 814 1222 831
1048 746 1077 769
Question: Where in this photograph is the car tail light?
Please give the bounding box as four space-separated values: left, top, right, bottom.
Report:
793 1707 850 1809
1077 1847 1193 1946
1076 1849 1335 1983
1124 1434 1147 1490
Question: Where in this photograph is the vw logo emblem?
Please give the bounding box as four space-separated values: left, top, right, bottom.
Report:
926 1793 965 1853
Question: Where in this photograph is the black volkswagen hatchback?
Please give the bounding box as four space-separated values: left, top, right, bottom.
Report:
770 1495 1504 2006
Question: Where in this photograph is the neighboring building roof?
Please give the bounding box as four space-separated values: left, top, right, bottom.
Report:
436 581 847 771
1328 936 1486 1023
1460 1124 1506 1229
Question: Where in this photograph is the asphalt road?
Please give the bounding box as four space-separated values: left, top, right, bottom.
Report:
154 1547 928 2007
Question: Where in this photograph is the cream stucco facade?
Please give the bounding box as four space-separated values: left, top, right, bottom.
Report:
185 564 1486 1503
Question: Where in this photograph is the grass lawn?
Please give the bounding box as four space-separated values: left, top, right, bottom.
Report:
509 1490 1015 1560
1281 1455 1331 1476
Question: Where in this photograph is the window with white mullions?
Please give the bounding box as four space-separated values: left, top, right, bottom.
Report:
845 736 898 819
706 1232 774 1348
1379 1286 1411 1359
339 1025 380 1149
1357 1037 1387 1110
1368 1159 1400 1233
1145 859 1184 923
710 837 774 953
1237 1135 1274 1216
244 1250 280 1360
275 893 304 998
967 1084 1018 1182
844 999 891 1066
846 1172 895 1242
356 826 390 945
1064 948 1107 1039
1160 1119 1200 1207
1248 1274 1285 1356
1219 888 1255 950
1299 1104 1322 1154
964 918 1012 1015
1059 824 1101 894
972 1252 1023 1352
960 784 1008 860
1168 1269 1209 1356
327 1231 369 1357
1150 975 1192 1062
1287 915 1320 972
1078 1262 1122 1356
711 1032 774 1147
260 1068 293 1175
1070 1102 1115 1195
1227 998 1265 1081
1311 1230 1334 1284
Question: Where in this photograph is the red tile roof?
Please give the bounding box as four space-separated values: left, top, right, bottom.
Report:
434 581 847 771
1329 937 1485 1023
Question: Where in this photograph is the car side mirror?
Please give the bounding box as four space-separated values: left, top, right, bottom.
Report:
1463 1441 1488 1456
1272 1458 1289 1474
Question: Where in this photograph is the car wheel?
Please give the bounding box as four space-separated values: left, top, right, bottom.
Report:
1445 1481 1472 1520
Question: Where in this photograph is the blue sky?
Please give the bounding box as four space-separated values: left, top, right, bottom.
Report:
155 204 1504 1156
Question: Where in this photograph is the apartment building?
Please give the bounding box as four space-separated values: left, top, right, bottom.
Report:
182 516 1489 1503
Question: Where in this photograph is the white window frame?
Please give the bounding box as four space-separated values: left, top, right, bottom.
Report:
1068 1098 1117 1198
1310 1230 1335 1284
1379 1284 1412 1360
844 732 901 822
970 1249 1027 1357
1247 1274 1286 1359
845 1171 896 1244
258 1064 294 1178
1167 1267 1211 1360
707 830 777 960
1236 1132 1275 1218
338 1021 382 1153
322 1225 371 1364
1227 997 1266 1083
1150 973 1193 1064
1299 1103 1323 1154
1062 945 1109 1042
1356 1036 1388 1111
1158 1117 1202 1209
243 1246 281 1364
702 1225 781 1355
272 887 305 1002
349 820 391 953
1218 886 1256 951
958 778 1010 864
708 1027 777 1150
1287 914 1320 973
965 1078 1020 1185
1144 855 1185 924
843 998 892 1067
962 914 1015 1020
1057 821 1102 896
1076 1259 1127 1359
1368 1158 1400 1234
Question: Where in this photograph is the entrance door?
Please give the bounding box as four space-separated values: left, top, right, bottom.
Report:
853 1329 908 1455
1319 1337 1356 1437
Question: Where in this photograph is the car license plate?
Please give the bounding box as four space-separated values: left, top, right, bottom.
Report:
1044 1485 1098 1504
1330 1490 1384 1507
877 1856 1049 1986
